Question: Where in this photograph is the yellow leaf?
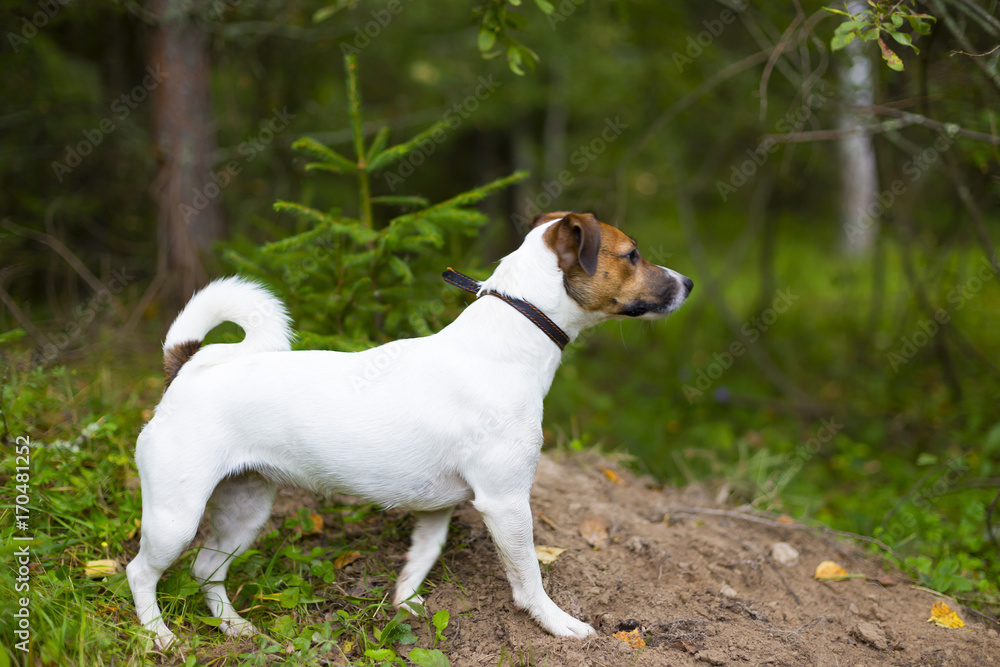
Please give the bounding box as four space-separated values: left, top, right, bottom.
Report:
296 511 324 535
927 600 965 628
535 545 566 564
814 560 849 580
85 559 121 578
601 467 623 484
612 628 646 648
334 550 362 570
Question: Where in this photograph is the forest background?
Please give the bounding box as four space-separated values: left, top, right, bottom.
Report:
1 0 999 661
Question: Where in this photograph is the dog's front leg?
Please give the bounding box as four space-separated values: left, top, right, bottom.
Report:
474 495 595 639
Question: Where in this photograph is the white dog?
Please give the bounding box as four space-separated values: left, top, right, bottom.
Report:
127 212 693 650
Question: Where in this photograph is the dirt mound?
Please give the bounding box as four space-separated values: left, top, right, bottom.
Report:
407 452 998 666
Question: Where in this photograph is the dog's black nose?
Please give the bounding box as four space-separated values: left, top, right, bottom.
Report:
682 276 694 295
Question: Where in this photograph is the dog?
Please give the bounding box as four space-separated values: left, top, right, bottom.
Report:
127 211 693 650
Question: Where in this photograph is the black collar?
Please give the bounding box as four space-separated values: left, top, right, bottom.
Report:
442 268 570 351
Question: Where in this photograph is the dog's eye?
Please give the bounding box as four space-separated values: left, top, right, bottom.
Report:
627 249 640 265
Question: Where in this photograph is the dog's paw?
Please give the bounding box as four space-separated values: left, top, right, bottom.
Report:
219 618 260 638
394 590 426 616
152 631 178 652
544 612 596 640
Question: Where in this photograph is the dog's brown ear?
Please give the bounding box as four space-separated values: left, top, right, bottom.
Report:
543 212 602 276
531 211 572 229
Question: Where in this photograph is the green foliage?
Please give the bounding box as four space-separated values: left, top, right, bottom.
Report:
825 1 935 70
474 0 555 75
224 55 527 351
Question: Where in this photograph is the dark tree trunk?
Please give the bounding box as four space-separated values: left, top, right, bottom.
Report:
148 0 225 306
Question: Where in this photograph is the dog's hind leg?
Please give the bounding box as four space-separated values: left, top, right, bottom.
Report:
393 506 454 614
192 472 276 639
127 480 214 650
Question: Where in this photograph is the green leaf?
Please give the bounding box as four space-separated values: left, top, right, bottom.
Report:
279 586 300 608
432 609 450 635
533 0 555 13
364 648 397 661
408 648 450 667
831 29 856 51
478 27 497 52
916 453 938 466
312 4 343 23
878 37 904 70
822 7 852 17
887 29 916 52
388 256 414 283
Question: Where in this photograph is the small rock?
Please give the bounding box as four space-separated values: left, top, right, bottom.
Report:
771 542 799 566
848 602 859 614
850 621 888 650
719 584 738 598
697 649 728 665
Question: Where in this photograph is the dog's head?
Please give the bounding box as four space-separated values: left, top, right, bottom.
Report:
532 211 693 321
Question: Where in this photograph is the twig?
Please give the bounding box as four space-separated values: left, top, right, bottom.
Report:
1 219 127 320
759 13 803 122
668 506 914 568
764 107 1000 145
928 0 1000 95
951 44 1000 58
740 539 803 605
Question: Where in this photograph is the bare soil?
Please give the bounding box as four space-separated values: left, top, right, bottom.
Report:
403 452 998 666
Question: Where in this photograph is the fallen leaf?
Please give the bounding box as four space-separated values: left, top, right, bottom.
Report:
579 516 609 548
612 628 646 648
777 514 795 525
85 559 121 578
297 512 324 535
870 574 897 587
814 560 849 580
334 550 362 570
927 600 965 628
670 639 698 654
601 467 623 484
535 545 566 564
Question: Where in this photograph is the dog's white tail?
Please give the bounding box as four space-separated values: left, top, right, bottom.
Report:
162 277 293 388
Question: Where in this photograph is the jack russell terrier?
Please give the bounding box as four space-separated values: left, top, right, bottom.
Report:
127 211 693 650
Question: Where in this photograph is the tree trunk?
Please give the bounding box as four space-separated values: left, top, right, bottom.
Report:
148 0 225 305
838 0 879 257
